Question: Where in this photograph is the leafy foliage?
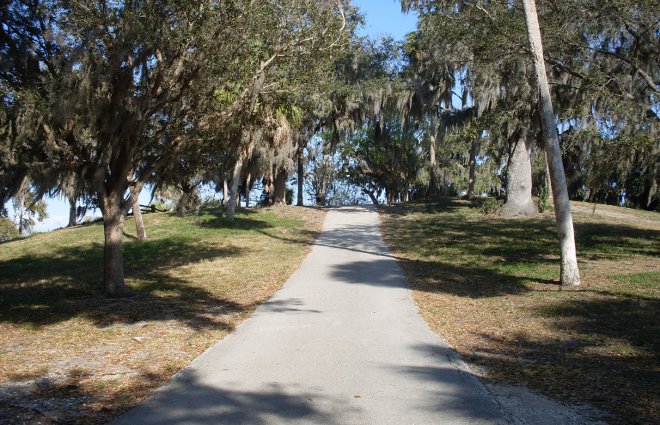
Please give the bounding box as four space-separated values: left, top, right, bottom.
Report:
0 217 18 241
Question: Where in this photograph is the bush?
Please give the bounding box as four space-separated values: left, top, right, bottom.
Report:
480 198 503 215
201 199 222 209
0 218 19 242
536 186 553 213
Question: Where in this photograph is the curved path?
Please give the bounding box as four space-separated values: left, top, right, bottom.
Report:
113 206 506 424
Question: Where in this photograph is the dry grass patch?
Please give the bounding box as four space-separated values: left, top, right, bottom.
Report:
0 206 325 424
380 200 659 425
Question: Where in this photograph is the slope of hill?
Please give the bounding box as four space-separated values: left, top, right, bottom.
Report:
381 200 659 425
0 206 325 424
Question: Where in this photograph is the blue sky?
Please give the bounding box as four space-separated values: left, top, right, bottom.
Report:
26 2 418 232
353 0 418 41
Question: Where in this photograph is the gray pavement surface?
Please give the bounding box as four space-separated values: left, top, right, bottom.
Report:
112 206 506 425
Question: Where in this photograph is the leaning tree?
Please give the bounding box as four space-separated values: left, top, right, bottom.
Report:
400 0 582 285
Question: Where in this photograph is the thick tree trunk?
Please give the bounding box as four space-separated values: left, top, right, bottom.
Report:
68 196 77 227
467 139 479 198
273 168 287 205
499 133 538 217
523 0 580 286
101 194 130 297
297 154 304 206
132 197 147 240
176 189 190 216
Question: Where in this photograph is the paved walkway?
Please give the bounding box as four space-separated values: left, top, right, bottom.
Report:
113 206 506 424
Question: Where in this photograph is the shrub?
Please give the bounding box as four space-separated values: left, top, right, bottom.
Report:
0 218 19 242
536 186 553 213
480 198 503 215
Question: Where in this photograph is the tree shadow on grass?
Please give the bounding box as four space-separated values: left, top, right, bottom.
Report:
465 310 658 425
0 237 248 329
382 200 659 278
381 201 659 424
537 297 659 355
527 297 659 424
194 208 274 231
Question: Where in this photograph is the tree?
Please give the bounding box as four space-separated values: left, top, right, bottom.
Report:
11 177 47 235
0 0 53 209
2 1 291 296
306 133 339 206
498 127 539 217
522 0 580 285
341 119 422 204
223 0 360 220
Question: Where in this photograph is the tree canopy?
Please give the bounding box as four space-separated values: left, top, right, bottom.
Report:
1 0 657 294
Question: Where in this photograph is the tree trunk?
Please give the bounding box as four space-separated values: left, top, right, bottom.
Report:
523 0 580 286
16 192 25 235
315 152 331 206
68 196 77 227
467 139 479 198
363 189 379 205
297 153 304 206
101 193 130 297
499 132 538 217
545 150 554 200
227 154 244 221
386 191 395 205
223 179 229 207
273 168 287 205
429 126 439 195
132 197 147 240
315 193 326 206
245 172 251 208
176 190 189 216
228 128 255 221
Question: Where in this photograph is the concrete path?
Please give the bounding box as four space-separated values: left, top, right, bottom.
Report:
112 206 506 425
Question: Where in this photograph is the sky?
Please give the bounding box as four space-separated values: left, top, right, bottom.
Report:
22 1 419 233
353 0 418 41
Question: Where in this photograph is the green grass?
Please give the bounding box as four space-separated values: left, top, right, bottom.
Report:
0 206 325 424
0 208 319 325
381 199 659 425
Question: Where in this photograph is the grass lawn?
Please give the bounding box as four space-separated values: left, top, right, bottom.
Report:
380 200 659 425
0 206 325 424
